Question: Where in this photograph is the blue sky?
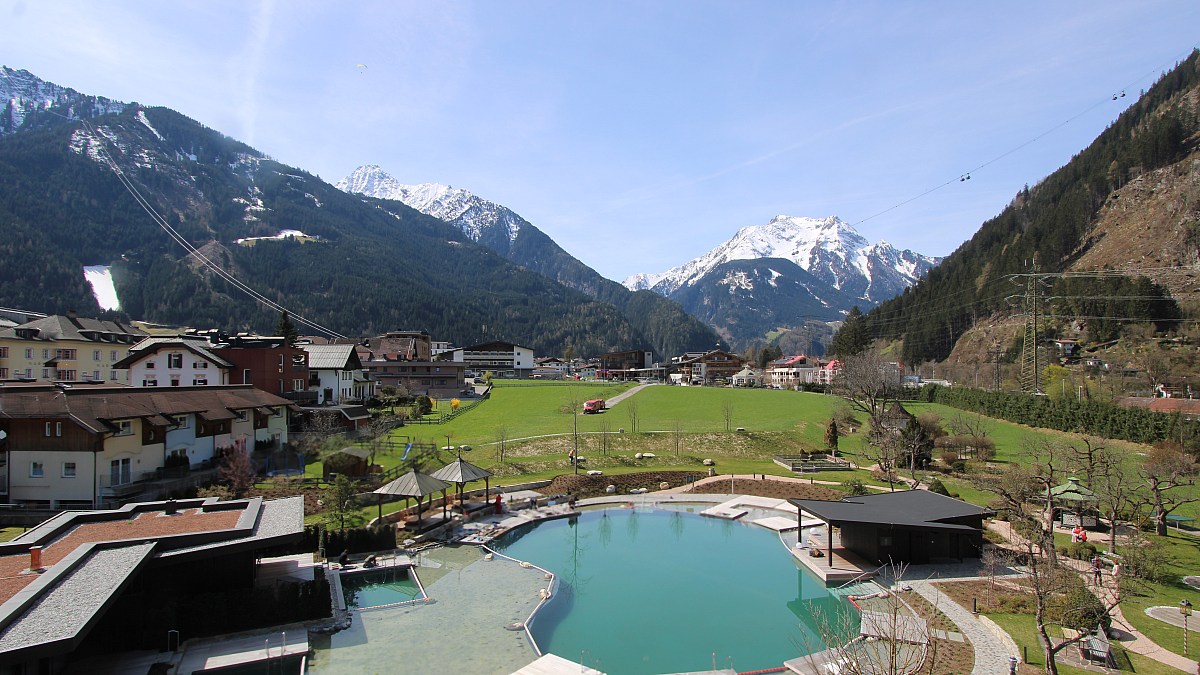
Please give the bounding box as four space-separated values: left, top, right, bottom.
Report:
2 1 1198 282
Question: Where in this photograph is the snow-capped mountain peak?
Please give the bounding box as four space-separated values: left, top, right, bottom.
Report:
623 214 939 305
336 165 523 243
2 65 126 135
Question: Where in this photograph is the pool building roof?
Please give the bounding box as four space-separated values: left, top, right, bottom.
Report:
789 489 992 533
0 496 303 666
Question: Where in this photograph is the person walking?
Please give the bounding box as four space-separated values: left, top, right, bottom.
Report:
1092 556 1103 585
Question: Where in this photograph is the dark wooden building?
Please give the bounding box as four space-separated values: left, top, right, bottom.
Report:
790 490 991 565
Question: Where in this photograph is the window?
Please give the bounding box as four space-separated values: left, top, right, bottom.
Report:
193 378 207 386
294 379 304 391
92 370 100 380
24 348 32 359
93 350 102 361
194 361 208 369
142 379 158 386
110 370 118 380
110 350 119 361
272 407 282 418
0 346 6 358
30 462 44 478
243 369 252 383
234 410 248 421
171 414 190 428
114 420 133 436
110 458 131 485
42 349 50 359
167 353 183 369
57 370 77 380
55 349 77 360
170 377 180 387
42 368 50 378
146 361 156 369
0 368 7 378
44 422 62 437
62 462 77 478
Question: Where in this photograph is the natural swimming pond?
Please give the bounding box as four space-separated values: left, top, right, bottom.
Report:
340 567 422 609
493 506 849 674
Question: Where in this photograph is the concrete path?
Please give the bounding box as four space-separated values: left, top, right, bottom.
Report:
904 578 1016 675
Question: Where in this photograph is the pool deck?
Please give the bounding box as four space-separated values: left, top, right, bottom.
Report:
789 529 879 584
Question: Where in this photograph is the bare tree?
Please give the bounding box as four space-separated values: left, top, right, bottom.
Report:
1091 445 1141 555
831 349 902 422
721 398 734 432
496 425 509 463
673 419 684 459
1140 443 1200 535
218 447 256 498
598 419 610 455
626 399 640 434
795 562 934 675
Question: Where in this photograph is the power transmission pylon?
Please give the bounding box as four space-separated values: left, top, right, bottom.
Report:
1019 257 1048 395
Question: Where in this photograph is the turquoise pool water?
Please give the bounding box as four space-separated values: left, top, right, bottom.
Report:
494 507 847 674
340 567 422 609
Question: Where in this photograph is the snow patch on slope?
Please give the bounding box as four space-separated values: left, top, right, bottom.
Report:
136 110 164 141
83 265 120 311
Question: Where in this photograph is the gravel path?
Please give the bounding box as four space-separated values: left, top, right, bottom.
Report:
904 577 1017 675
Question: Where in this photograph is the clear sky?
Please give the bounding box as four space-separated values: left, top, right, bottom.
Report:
2 1 1198 283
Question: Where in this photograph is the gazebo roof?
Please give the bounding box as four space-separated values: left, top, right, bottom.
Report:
373 470 450 498
431 458 493 484
1047 477 1098 502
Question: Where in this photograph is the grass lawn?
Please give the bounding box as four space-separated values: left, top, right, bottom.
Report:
0 527 26 543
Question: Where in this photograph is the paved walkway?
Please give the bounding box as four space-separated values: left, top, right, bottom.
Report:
881 562 1023 675
987 520 1200 673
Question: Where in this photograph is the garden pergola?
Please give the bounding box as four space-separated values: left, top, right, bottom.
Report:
1047 477 1099 528
372 470 451 524
431 457 494 504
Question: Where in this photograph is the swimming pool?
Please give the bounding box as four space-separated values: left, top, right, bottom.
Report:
493 506 850 674
340 567 423 609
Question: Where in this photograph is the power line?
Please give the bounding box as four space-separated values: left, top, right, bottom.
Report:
75 115 349 340
852 46 1199 229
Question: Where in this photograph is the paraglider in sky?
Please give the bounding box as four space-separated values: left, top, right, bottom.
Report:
356 63 368 74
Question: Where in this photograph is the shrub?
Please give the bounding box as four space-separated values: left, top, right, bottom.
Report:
940 450 961 466
927 478 950 496
844 479 869 496
1065 541 1098 561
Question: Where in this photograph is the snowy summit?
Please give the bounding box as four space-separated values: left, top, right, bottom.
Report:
337 165 523 244
624 215 940 305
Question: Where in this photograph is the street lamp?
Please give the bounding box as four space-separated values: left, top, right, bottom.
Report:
1181 599 1192 657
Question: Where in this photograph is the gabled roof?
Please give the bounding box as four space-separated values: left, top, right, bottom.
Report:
302 344 363 370
113 335 233 369
0 385 290 433
790 490 992 533
0 314 145 343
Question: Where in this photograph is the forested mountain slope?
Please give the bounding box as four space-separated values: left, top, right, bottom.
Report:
865 51 1200 363
0 76 656 356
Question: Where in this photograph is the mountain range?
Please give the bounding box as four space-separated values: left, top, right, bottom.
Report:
622 215 939 344
339 167 940 348
0 67 717 358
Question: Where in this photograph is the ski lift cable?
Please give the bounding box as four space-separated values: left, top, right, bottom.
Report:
76 116 349 339
853 46 1199 229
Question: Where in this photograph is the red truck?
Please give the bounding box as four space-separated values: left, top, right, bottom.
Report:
583 399 606 414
